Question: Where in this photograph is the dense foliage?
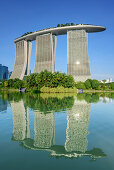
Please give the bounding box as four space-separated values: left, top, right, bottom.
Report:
0 78 25 89
25 71 75 90
0 70 114 92
0 91 75 113
0 71 76 92
75 79 114 91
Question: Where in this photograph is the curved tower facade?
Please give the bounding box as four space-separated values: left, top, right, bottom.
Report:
10 40 32 80
34 33 57 73
10 24 106 81
67 30 91 82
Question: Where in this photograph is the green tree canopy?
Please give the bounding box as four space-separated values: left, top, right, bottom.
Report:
84 79 92 89
111 83 114 90
91 79 99 89
75 81 86 89
25 70 75 89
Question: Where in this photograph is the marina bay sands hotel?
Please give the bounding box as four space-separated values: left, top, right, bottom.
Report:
10 24 106 81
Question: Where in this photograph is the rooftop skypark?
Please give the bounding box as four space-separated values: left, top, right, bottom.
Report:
16 24 106 40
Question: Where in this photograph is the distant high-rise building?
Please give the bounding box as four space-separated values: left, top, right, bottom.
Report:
101 78 113 83
0 64 8 80
107 78 112 83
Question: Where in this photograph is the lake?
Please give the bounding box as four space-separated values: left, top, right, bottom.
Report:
0 92 114 170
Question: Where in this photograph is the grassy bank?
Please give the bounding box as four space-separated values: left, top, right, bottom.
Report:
26 86 77 93
0 88 20 91
83 90 114 93
1 88 114 93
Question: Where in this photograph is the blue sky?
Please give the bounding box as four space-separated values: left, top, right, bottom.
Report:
0 0 114 81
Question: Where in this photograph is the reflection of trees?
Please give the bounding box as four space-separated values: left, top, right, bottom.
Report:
11 100 30 141
7 92 24 102
1 91 114 106
77 93 100 103
24 94 75 113
65 98 91 153
77 92 114 103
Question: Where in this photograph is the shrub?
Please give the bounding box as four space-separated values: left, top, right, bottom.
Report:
84 79 92 89
4 81 8 88
35 70 75 89
91 79 99 89
75 82 86 89
111 83 114 90
40 86 77 93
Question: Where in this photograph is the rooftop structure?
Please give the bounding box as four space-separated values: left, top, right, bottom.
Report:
10 24 106 81
15 24 106 42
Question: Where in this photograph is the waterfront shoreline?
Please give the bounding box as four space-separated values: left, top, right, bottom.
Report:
83 90 114 93
0 89 114 93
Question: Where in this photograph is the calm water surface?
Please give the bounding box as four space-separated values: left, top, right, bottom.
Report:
0 92 114 170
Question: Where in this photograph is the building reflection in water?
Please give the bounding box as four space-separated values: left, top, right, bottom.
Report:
11 96 106 160
0 94 8 112
34 111 55 148
65 98 91 153
11 100 30 141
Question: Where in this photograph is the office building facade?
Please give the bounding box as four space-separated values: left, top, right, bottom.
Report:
0 64 8 80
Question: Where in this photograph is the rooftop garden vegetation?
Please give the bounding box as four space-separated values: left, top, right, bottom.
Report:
57 23 91 27
57 23 76 27
21 32 33 37
20 23 77 38
16 23 92 39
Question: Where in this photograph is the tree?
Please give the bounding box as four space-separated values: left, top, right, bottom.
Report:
8 79 14 88
111 83 114 90
75 82 86 89
13 78 24 89
4 81 8 88
57 24 60 27
84 79 91 89
66 23 69 26
35 70 75 89
71 23 75 26
91 79 99 89
25 73 38 88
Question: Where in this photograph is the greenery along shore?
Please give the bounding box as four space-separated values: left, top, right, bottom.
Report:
0 70 114 93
